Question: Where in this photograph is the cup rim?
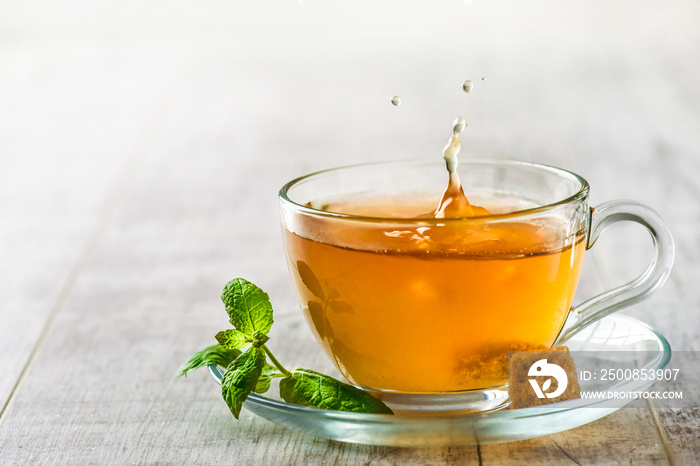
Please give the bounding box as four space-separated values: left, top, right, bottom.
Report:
279 159 590 223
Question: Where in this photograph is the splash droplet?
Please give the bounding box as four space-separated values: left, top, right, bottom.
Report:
452 116 467 134
462 80 474 93
442 117 467 176
391 96 401 106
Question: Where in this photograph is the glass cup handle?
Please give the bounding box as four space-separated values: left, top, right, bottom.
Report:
554 200 675 345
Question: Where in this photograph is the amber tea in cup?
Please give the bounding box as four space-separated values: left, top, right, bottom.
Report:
279 160 673 412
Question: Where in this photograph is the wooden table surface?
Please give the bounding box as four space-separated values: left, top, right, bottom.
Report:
1 1 698 464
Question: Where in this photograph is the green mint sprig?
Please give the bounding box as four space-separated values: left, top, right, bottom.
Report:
179 278 393 418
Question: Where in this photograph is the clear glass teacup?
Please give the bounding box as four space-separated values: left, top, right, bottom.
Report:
278 160 674 412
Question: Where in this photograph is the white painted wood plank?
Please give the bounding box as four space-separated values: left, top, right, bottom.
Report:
0 38 179 410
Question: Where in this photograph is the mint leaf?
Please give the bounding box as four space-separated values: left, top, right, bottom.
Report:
297 261 325 300
279 369 393 414
254 363 280 394
221 278 273 336
215 329 252 350
178 344 241 377
306 300 333 339
184 278 396 421
221 346 267 419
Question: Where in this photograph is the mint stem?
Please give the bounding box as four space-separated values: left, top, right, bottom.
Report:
262 344 291 377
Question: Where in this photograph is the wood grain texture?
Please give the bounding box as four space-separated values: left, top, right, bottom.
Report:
0 37 175 411
1 0 699 464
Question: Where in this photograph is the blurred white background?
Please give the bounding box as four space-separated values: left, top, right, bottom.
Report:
3 0 698 174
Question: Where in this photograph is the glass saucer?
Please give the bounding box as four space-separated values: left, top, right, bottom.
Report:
209 312 670 446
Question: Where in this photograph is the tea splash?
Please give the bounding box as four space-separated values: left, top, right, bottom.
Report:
431 116 490 219
282 107 586 392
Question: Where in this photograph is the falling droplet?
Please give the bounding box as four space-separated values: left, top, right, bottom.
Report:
391 96 401 106
481 75 486 81
462 80 474 93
